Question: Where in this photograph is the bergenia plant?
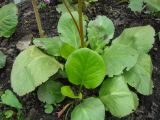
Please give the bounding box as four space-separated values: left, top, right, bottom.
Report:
10 0 155 119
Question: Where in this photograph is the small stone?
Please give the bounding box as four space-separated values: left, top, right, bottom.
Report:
7 48 14 55
16 34 33 51
153 47 158 51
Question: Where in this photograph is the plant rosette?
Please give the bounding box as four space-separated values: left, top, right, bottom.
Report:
10 1 155 119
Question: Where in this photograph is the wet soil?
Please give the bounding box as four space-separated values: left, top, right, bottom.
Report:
0 0 160 120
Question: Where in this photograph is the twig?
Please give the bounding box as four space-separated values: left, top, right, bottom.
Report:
56 102 73 118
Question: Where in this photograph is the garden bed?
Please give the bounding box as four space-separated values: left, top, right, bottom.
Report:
0 0 160 119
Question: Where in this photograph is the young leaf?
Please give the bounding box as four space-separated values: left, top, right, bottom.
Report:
60 43 76 59
33 37 63 56
71 97 105 120
58 11 86 49
11 46 62 96
103 44 138 77
113 25 155 53
99 76 139 118
0 51 6 69
1 90 22 109
44 104 54 114
61 86 82 99
0 3 18 38
4 110 14 118
87 16 115 52
124 53 153 95
145 0 160 12
128 0 144 12
37 80 65 105
65 48 106 89
56 2 76 13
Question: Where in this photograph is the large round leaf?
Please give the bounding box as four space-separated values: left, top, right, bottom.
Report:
87 15 115 52
37 80 65 105
0 3 18 38
58 11 86 49
65 48 106 89
11 46 62 96
103 43 138 77
113 25 155 53
71 97 105 120
124 53 153 95
99 76 139 118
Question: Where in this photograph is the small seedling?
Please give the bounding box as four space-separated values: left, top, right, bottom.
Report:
0 90 23 119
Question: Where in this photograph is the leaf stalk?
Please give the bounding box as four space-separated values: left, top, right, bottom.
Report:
32 0 45 38
78 0 84 47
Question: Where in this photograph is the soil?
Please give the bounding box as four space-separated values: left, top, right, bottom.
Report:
0 0 160 120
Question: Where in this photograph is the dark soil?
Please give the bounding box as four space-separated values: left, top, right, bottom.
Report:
0 0 160 120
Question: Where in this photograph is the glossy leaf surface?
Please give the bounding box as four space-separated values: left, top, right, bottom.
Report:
61 86 82 99
65 48 106 89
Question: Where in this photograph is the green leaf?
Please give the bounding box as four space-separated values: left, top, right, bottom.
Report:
61 86 82 99
11 46 62 96
1 90 22 109
103 43 138 77
0 51 6 69
0 3 18 38
145 0 160 12
71 97 105 120
128 0 144 12
60 43 76 59
65 48 106 89
56 2 76 13
113 25 155 53
99 76 139 118
37 80 65 105
4 110 14 118
33 37 63 56
87 16 115 52
58 11 86 49
124 53 153 95
44 104 54 114
159 32 160 41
